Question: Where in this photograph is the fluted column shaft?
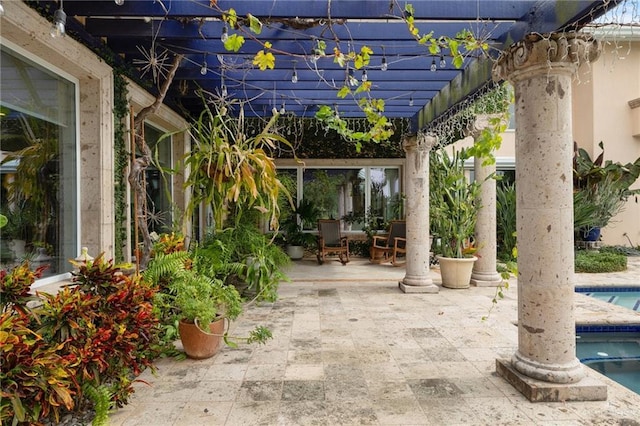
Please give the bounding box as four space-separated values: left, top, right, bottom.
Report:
399 134 438 294
493 33 600 383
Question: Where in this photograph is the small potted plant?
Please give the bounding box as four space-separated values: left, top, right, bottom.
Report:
430 148 481 289
282 198 319 260
144 233 271 359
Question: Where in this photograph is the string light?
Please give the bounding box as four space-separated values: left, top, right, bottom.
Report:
430 58 437 72
409 96 414 107
348 68 358 87
115 0 124 5
221 24 228 43
220 73 227 97
381 46 388 71
280 102 286 115
200 54 207 75
50 0 66 38
361 69 368 82
291 61 298 83
440 55 446 68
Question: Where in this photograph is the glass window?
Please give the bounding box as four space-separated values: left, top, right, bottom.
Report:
370 167 402 227
1 47 77 277
143 123 172 234
290 166 401 231
302 168 364 230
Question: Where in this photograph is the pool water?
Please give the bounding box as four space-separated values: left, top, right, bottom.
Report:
576 331 640 395
575 287 640 311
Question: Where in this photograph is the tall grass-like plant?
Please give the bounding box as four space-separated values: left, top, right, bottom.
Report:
496 182 517 261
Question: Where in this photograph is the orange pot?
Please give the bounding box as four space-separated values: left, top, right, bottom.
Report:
178 317 225 359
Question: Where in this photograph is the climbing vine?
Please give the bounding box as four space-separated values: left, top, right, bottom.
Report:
113 71 129 262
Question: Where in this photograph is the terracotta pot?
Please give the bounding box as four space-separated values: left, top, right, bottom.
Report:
437 256 477 289
178 317 225 359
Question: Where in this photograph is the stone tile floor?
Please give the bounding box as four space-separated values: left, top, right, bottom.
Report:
109 257 640 425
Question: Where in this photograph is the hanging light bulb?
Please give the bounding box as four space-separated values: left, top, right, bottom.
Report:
279 102 286 115
440 55 446 68
409 96 414 107
430 58 437 72
348 69 358 87
115 0 124 5
50 0 66 38
361 69 368 83
291 61 298 83
221 84 227 97
200 59 207 75
381 56 388 71
220 24 228 43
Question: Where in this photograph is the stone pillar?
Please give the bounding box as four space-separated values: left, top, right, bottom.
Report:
493 33 606 401
399 133 439 294
469 116 502 287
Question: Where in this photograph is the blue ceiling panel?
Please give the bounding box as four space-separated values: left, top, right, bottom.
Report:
28 0 621 124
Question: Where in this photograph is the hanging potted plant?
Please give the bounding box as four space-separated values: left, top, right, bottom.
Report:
430 148 481 289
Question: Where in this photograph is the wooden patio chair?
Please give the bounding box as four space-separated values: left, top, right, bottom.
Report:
370 220 406 266
316 219 350 265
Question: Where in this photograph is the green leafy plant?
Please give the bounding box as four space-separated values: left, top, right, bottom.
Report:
430 148 481 258
575 250 627 273
573 141 640 235
144 233 275 347
496 182 517 262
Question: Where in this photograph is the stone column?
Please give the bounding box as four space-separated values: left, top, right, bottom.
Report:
399 133 439 294
493 34 606 401
469 116 502 287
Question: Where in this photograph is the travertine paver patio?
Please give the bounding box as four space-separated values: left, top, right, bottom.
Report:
109 257 640 425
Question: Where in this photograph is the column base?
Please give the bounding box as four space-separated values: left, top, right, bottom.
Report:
470 271 503 287
399 276 438 293
496 359 607 402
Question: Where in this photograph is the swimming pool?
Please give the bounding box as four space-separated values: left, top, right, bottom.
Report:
576 327 640 395
575 287 640 311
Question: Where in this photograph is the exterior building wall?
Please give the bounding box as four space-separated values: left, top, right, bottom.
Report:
1 1 189 265
573 38 640 246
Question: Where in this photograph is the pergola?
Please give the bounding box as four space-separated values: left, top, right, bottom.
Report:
31 0 618 127
19 0 632 404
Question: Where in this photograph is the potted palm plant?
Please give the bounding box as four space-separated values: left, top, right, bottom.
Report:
430 148 481 289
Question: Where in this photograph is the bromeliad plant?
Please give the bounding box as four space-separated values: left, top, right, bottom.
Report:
182 90 293 233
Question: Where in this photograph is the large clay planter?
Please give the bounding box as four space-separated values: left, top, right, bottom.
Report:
178 317 225 359
437 256 477 289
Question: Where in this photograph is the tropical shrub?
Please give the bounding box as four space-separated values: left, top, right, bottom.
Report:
1 255 164 424
574 250 627 273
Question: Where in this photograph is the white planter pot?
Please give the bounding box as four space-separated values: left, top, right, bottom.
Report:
286 245 305 260
437 255 477 289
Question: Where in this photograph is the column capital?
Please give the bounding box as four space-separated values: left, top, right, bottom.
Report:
465 113 503 140
403 132 437 153
492 33 600 83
